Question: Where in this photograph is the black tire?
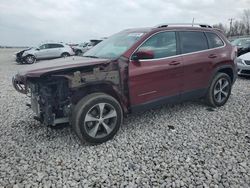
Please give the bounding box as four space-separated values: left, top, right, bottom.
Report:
206 72 232 107
75 50 82 56
24 55 36 64
72 93 123 144
61 52 70 58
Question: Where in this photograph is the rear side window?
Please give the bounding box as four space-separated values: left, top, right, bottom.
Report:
49 44 64 48
179 31 208 54
138 31 177 59
206 32 224 48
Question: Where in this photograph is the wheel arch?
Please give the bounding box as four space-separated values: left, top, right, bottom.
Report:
61 52 70 56
70 82 128 113
211 65 236 84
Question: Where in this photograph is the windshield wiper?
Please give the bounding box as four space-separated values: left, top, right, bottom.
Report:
82 55 99 58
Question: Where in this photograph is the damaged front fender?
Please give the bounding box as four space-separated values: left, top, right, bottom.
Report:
65 67 120 88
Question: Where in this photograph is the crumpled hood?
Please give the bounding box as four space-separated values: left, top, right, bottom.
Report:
22 48 37 55
16 56 110 79
15 47 33 55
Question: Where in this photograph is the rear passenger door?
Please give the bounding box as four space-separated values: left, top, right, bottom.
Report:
48 44 64 58
178 31 214 98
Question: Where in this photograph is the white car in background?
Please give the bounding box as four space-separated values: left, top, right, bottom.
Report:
237 52 250 76
15 43 74 64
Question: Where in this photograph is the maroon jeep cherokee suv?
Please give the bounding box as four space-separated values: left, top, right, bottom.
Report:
13 24 237 143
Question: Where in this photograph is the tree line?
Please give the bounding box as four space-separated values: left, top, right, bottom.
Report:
213 9 250 37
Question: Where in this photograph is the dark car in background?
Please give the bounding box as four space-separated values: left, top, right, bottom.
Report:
231 37 250 56
12 23 237 144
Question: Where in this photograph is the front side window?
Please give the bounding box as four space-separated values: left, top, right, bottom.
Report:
179 31 208 54
136 31 177 59
206 32 224 48
39 44 49 50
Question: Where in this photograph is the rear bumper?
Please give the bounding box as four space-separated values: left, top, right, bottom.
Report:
237 63 250 75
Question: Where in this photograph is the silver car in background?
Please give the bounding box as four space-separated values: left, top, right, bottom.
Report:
237 52 250 76
15 43 74 64
72 39 103 56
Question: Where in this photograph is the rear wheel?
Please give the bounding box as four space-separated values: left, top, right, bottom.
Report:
61 52 70 58
206 73 232 107
72 93 123 144
75 50 82 56
25 55 36 64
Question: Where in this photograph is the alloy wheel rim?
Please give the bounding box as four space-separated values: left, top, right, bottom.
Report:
213 78 230 103
27 56 34 63
84 103 117 138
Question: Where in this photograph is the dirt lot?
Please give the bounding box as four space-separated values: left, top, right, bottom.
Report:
0 48 249 187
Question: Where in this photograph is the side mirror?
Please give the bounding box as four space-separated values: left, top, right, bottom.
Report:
131 50 154 61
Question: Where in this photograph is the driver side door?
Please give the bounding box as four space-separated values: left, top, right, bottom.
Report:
36 44 50 59
129 31 183 111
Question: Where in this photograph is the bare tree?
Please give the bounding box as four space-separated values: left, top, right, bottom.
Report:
238 21 246 35
213 23 227 34
232 21 240 36
242 9 250 35
213 9 250 37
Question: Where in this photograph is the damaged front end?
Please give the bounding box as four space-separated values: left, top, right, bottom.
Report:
12 60 127 126
28 77 70 125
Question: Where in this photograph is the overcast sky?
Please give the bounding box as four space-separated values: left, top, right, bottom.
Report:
0 0 249 46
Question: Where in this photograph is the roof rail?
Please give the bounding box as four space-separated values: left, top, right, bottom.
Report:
155 23 212 28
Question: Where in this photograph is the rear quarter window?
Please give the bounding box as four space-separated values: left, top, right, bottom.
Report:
179 31 208 54
206 32 224 48
49 44 64 48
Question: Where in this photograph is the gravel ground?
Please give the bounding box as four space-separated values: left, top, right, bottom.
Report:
0 48 249 188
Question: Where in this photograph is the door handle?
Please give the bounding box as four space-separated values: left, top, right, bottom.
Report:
208 54 217 58
169 61 180 66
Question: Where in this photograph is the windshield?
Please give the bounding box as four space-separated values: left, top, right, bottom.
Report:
231 38 248 46
79 43 87 47
83 32 145 59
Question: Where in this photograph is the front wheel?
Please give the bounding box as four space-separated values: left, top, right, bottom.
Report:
206 73 232 107
25 55 36 64
72 93 123 144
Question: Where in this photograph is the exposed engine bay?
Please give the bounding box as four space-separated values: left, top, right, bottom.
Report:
13 64 124 126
